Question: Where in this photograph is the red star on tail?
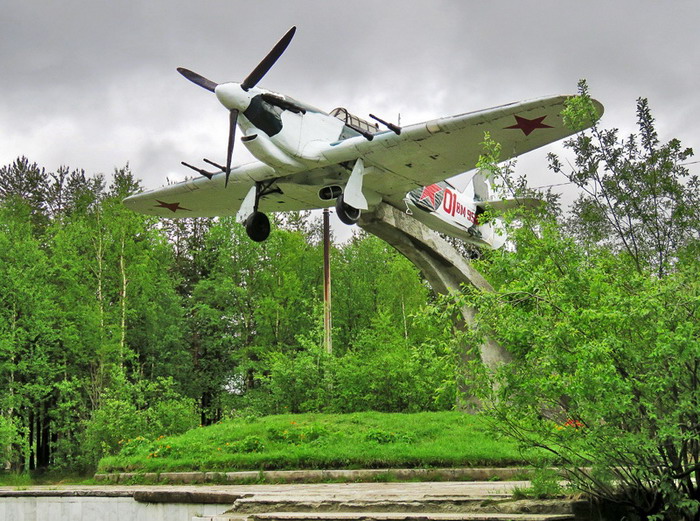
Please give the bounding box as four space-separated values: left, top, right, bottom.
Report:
418 184 443 209
504 115 553 136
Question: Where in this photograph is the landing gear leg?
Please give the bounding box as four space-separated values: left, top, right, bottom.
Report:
237 180 281 242
335 194 361 225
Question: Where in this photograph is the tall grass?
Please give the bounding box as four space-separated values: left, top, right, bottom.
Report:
98 411 537 473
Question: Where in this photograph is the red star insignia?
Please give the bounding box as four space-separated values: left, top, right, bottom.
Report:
155 200 191 213
418 184 443 209
504 115 554 136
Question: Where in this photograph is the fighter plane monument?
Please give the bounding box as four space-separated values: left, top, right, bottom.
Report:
123 26 602 373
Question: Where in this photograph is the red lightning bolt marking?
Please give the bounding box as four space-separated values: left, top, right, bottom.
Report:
155 200 192 213
504 115 554 136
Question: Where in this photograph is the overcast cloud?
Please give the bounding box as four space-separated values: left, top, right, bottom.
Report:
2 0 699 209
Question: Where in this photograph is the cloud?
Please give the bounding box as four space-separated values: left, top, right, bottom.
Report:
1 0 697 191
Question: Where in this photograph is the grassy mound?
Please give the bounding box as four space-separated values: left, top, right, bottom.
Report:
98 411 536 474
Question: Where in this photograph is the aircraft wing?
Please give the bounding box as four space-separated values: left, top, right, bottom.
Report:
322 95 603 206
124 95 601 218
122 162 342 218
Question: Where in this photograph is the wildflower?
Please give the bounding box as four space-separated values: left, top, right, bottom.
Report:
563 419 584 430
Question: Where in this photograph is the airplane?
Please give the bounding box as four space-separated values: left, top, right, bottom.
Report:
123 26 603 247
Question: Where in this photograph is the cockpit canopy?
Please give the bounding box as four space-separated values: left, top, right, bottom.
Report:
329 107 379 135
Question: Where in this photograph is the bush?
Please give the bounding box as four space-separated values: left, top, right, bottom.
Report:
81 377 198 466
256 309 458 414
0 416 21 470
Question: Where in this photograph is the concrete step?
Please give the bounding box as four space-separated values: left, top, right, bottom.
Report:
226 497 572 515
227 497 506 514
194 513 574 521
95 468 532 485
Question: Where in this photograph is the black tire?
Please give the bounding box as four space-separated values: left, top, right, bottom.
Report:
335 194 361 225
245 211 271 242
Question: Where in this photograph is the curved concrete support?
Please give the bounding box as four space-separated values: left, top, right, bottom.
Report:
358 202 512 374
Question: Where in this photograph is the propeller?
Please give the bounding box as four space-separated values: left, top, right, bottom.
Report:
176 68 217 92
226 109 238 187
241 26 296 91
177 26 297 187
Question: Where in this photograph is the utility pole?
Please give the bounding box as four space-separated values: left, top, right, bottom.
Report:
323 208 332 353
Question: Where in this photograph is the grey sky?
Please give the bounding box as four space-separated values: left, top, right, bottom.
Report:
2 0 698 205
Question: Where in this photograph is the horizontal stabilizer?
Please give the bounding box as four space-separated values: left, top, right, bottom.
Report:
480 197 544 213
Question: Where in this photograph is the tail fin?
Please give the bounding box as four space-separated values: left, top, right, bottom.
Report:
472 170 490 202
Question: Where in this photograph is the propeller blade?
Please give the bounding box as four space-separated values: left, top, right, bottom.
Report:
225 109 239 187
177 68 218 92
241 26 296 91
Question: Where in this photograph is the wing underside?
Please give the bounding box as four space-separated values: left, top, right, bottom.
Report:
122 164 345 218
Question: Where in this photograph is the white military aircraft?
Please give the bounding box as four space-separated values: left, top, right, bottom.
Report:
123 26 603 246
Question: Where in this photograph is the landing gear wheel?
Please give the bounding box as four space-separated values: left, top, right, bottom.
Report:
245 211 271 242
335 194 361 225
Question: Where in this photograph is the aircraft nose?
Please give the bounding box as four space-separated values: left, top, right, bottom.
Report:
215 83 252 112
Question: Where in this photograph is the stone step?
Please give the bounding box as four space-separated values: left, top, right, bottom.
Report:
194 513 574 521
95 467 532 485
226 497 570 515
227 498 501 513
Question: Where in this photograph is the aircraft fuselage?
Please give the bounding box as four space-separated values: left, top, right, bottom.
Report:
404 181 505 249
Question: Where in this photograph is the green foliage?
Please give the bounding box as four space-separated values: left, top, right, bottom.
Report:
468 226 700 518
81 377 198 466
237 435 265 453
550 79 698 277
0 157 457 473
464 83 700 519
254 308 458 414
117 436 150 457
560 80 602 132
475 131 502 181
512 468 563 500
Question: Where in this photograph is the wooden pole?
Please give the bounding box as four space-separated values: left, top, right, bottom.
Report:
323 208 332 354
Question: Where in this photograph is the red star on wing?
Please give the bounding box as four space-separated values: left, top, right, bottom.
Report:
154 200 191 213
417 184 443 209
504 115 554 136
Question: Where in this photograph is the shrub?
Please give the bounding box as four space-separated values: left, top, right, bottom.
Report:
81 377 198 466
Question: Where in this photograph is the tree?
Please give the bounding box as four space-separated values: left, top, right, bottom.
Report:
463 84 700 520
0 156 461 471
0 200 61 470
549 80 699 278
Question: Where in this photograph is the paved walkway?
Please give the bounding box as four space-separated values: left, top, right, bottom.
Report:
0 481 529 500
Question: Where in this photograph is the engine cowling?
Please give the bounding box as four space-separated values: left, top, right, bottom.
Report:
241 132 302 171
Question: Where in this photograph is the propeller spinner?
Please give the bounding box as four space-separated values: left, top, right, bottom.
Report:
177 26 297 187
